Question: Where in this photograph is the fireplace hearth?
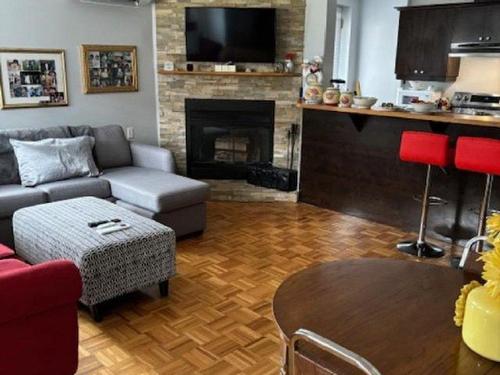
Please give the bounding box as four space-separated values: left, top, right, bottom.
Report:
186 99 275 179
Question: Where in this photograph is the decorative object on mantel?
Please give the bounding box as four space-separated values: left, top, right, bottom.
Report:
0 48 68 109
303 56 323 104
80 44 138 94
274 61 285 73
163 61 174 71
284 52 296 73
454 213 500 362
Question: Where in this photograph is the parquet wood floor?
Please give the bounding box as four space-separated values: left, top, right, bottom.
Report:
77 201 454 375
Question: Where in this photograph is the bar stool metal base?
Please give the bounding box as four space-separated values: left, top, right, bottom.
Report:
397 241 445 258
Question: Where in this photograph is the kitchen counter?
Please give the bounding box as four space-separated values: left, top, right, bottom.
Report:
297 102 500 128
298 104 500 244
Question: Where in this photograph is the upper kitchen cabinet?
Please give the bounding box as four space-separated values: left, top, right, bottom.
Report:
452 4 500 44
395 7 460 81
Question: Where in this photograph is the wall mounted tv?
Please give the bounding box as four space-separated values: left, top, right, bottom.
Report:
185 7 276 63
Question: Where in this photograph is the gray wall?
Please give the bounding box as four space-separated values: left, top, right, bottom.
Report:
0 0 158 145
356 0 407 103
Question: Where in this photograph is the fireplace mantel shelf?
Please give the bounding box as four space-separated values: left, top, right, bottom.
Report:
159 70 301 78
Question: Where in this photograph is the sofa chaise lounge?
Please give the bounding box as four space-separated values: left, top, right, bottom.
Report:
0 125 209 247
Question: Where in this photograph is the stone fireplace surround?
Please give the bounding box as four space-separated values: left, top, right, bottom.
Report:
155 0 305 201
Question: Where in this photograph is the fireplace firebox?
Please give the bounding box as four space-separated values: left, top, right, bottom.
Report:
186 99 275 179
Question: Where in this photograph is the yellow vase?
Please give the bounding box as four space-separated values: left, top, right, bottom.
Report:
462 286 500 362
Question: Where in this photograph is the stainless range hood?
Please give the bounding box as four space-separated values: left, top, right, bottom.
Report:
449 42 500 57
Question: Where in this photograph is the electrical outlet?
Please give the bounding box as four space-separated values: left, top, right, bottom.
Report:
126 127 135 140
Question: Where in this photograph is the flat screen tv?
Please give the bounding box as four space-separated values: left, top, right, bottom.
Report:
185 7 276 63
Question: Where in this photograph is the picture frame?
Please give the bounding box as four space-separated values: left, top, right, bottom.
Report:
80 44 138 94
0 48 68 109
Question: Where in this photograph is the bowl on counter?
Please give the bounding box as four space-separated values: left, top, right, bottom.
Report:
353 96 377 109
411 102 436 114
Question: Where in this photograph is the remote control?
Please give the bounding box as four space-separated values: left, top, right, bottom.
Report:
88 219 121 228
97 223 130 235
97 222 119 230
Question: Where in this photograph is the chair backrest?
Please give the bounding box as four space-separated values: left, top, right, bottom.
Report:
288 329 381 375
459 235 489 276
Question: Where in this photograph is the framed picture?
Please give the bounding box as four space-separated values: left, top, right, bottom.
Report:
0 48 68 109
80 45 138 94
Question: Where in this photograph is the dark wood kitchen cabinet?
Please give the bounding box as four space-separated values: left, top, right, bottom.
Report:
395 7 460 81
452 4 500 44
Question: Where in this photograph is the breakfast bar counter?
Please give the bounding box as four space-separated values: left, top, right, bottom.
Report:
297 102 500 128
298 104 500 244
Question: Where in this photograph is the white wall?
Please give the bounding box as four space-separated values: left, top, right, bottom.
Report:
0 0 158 145
355 0 407 102
304 0 336 83
336 0 360 89
445 57 500 97
304 0 331 58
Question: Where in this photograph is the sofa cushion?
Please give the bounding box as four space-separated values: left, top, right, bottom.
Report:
0 126 71 185
10 136 100 187
92 125 132 170
100 166 209 213
0 185 47 219
69 125 93 138
37 177 111 202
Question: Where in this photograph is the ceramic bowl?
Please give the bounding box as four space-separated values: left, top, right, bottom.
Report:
353 96 377 108
411 102 436 113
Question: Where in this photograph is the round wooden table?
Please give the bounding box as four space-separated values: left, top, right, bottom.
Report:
273 259 500 375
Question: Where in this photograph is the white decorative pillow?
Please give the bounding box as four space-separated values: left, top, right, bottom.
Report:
10 136 100 187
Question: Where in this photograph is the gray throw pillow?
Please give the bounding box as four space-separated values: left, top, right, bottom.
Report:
9 136 100 187
92 125 132 169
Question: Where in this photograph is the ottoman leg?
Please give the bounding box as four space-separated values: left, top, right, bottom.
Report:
159 280 169 297
89 304 103 323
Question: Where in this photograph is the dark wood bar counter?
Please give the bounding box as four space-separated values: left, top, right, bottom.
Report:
299 106 500 244
297 102 500 128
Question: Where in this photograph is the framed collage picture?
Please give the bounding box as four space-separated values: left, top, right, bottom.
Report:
0 48 68 109
80 44 138 94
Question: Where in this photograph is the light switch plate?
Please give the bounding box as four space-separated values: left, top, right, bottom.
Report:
126 127 135 140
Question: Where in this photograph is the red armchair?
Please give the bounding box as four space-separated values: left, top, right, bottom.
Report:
0 254 82 375
0 243 14 259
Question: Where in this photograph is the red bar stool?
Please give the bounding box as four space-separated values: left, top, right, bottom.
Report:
397 131 451 258
455 137 500 249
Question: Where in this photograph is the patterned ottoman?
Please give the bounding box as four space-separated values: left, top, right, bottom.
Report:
13 197 176 321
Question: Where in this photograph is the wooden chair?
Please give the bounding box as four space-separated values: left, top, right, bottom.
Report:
288 329 381 375
459 236 490 277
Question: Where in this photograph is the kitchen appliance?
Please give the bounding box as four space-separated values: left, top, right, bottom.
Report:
185 8 276 63
451 92 500 117
397 88 442 106
449 42 500 58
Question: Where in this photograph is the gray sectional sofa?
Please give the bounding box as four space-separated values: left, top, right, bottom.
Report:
0 125 209 247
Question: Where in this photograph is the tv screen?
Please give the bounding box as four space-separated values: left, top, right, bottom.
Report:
185 7 276 63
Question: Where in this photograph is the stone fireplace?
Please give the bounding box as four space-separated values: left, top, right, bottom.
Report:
155 0 305 201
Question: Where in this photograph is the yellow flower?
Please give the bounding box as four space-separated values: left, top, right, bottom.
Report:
480 245 500 299
454 280 482 327
487 214 500 245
